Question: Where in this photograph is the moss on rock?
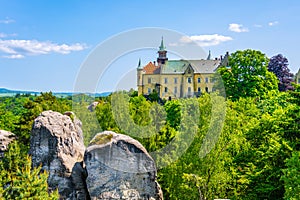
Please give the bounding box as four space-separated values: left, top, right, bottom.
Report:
89 133 113 146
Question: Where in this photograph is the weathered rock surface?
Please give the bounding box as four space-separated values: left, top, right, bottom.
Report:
85 131 163 200
0 130 16 157
87 101 99 112
29 110 87 199
29 111 163 199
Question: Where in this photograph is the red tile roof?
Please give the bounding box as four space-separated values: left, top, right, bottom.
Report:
143 62 160 74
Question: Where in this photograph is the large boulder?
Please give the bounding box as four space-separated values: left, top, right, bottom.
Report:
0 130 16 157
29 110 87 199
85 131 163 200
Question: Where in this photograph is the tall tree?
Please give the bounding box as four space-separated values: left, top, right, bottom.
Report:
218 49 278 100
0 142 58 199
282 151 300 200
268 54 294 91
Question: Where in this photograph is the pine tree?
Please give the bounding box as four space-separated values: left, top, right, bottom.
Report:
0 142 59 199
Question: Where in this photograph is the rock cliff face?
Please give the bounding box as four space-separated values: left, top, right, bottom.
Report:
29 110 87 199
30 111 163 200
0 130 16 157
85 131 163 200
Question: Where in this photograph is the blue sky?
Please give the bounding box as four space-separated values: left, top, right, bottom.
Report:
0 0 299 92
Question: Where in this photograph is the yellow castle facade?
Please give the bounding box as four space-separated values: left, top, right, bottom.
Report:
137 39 228 99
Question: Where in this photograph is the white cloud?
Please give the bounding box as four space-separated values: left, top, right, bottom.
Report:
0 18 15 24
0 39 87 59
3 54 24 59
175 34 232 47
268 21 279 26
228 23 249 33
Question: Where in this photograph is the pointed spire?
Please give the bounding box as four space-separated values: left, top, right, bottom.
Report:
137 58 142 69
207 50 211 60
159 36 166 51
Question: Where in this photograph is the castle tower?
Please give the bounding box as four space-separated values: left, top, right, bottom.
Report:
157 37 168 65
137 58 144 95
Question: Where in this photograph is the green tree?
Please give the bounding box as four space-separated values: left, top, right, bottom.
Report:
0 142 58 199
164 100 181 130
282 151 300 200
218 49 278 100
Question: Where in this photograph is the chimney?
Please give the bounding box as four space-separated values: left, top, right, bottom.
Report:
154 61 156 66
220 55 223 60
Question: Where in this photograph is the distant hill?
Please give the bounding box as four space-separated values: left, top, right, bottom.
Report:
0 88 111 97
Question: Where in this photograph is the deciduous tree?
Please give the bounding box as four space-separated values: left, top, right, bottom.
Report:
218 49 278 100
268 54 294 91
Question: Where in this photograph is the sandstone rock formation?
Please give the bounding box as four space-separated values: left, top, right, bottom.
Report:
0 130 16 157
29 110 87 199
30 111 163 199
85 131 163 200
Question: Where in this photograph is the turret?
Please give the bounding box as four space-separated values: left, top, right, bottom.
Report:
157 37 168 65
207 50 211 60
137 58 143 86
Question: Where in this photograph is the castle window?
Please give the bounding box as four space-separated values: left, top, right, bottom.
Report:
188 87 192 96
148 77 151 84
165 87 168 93
298 78 300 84
174 86 177 94
188 77 192 83
148 88 151 94
164 78 168 84
174 77 178 84
198 77 201 83
198 87 201 93
205 87 209 92
205 77 209 83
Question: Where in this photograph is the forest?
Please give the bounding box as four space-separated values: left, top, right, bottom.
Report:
0 49 299 199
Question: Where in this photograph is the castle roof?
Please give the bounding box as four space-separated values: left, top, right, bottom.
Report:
143 62 160 74
160 59 221 74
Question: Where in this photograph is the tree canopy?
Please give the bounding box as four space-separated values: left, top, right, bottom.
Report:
0 48 299 199
268 54 294 91
218 49 278 100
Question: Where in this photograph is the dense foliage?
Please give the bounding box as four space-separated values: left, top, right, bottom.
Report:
218 49 278 100
0 141 59 199
268 54 294 91
0 49 299 199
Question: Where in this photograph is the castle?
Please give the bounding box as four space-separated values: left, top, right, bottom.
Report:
137 38 228 99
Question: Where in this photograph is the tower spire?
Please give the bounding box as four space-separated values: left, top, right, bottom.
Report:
159 37 166 51
157 37 168 65
207 50 211 60
137 58 142 69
